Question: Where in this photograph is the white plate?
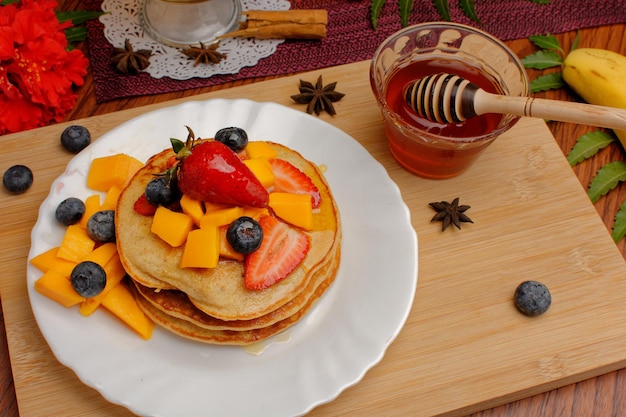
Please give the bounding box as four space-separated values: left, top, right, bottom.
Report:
27 99 418 417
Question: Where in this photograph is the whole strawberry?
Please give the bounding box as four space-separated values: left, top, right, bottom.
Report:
175 130 268 208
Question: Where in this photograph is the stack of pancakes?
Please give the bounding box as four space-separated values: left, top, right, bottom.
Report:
115 142 341 345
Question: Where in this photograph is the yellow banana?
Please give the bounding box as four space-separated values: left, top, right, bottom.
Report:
562 47 626 149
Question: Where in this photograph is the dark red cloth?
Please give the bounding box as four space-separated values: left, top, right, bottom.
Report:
85 0 626 103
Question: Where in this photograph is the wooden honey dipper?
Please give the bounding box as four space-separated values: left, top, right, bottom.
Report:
404 72 626 129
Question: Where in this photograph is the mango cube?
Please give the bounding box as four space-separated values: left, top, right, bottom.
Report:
87 153 143 192
34 270 85 307
245 141 278 159
101 282 154 340
180 227 220 268
151 206 194 247
203 201 229 212
218 225 244 261
100 185 122 211
243 158 275 188
29 247 77 276
79 194 102 229
242 206 270 220
200 206 243 228
57 225 96 262
80 253 127 316
180 194 205 227
268 192 313 230
82 242 117 267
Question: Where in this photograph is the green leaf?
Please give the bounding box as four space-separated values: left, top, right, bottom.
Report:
571 31 580 51
529 72 565 92
567 131 615 166
58 10 106 47
528 34 562 53
587 161 626 203
522 50 563 70
56 10 107 24
432 0 451 21
64 27 88 44
369 0 549 28
398 0 413 27
170 138 186 154
459 0 480 23
370 0 387 30
0 0 20 5
612 199 626 243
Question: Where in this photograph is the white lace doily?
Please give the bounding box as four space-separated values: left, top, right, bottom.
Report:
100 0 290 80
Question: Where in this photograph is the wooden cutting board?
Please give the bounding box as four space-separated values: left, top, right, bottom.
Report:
2 60 626 417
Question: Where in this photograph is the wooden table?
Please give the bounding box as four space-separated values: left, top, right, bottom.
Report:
1 3 626 415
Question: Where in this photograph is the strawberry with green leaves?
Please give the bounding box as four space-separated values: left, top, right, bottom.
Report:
173 128 269 208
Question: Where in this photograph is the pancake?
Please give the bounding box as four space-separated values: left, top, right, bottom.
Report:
133 244 341 331
116 141 341 321
130 254 338 345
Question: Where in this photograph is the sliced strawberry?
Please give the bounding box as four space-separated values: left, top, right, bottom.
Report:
244 215 310 290
269 159 321 208
133 194 157 216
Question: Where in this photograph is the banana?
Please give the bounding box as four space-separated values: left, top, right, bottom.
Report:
562 47 626 149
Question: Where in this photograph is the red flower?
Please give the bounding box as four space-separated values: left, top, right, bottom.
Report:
0 0 88 135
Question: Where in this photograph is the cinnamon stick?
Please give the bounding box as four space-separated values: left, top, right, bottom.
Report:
220 10 328 40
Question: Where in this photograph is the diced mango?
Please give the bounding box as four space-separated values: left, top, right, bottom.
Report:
180 227 220 268
200 206 243 228
242 206 270 221
268 192 313 230
101 282 154 340
34 270 85 307
203 201 229 212
243 158 275 188
128 157 144 179
100 185 122 211
57 225 96 262
79 194 102 229
29 247 77 276
245 141 277 159
218 225 244 261
180 194 205 227
82 242 117 266
86 153 143 192
151 206 194 247
80 253 127 316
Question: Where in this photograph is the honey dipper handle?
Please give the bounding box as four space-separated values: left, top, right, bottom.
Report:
405 73 626 130
474 89 626 131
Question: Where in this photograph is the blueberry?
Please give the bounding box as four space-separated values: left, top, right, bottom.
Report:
514 280 551 316
60 125 91 153
70 261 106 298
55 197 86 226
86 210 116 242
215 127 248 153
3 165 33 194
227 216 263 254
145 177 178 206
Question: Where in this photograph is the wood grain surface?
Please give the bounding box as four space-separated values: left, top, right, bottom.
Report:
1 2 626 415
2 59 626 416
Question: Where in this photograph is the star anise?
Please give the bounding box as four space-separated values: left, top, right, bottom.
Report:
111 39 152 75
180 41 226 66
291 75 345 116
429 197 473 231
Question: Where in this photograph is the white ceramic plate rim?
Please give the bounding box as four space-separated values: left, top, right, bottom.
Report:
27 99 418 417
